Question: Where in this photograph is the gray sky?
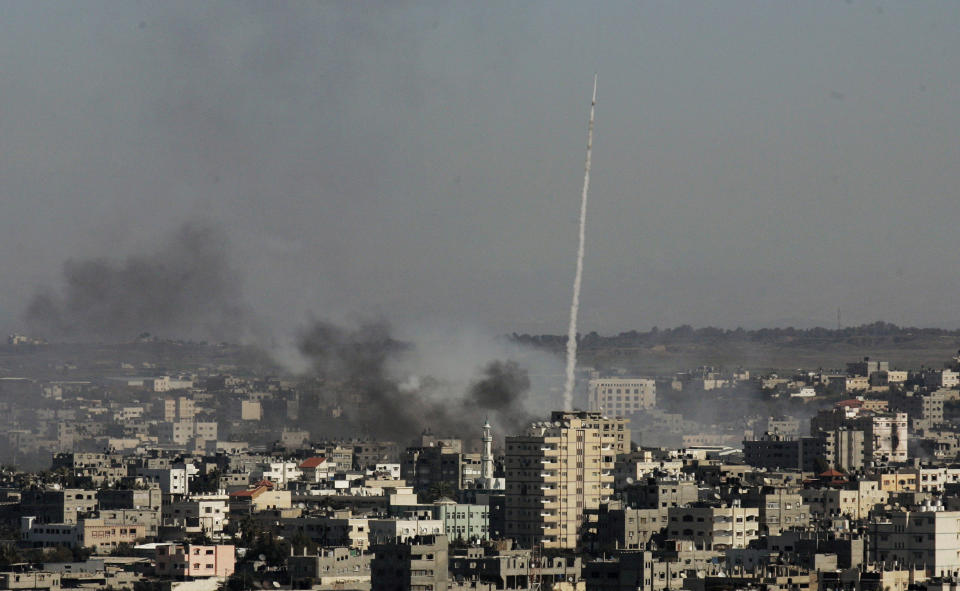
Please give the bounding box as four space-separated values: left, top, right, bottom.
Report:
2 1 959 339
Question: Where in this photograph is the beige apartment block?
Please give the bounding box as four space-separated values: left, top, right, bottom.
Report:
505 411 628 549
588 378 656 415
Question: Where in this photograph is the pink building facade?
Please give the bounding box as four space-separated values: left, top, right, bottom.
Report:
155 544 235 578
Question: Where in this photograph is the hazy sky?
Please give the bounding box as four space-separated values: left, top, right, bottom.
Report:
2 1 959 339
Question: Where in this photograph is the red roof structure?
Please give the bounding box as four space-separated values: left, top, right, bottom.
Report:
299 457 327 469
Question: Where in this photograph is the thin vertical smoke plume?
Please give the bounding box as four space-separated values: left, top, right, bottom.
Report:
563 74 597 410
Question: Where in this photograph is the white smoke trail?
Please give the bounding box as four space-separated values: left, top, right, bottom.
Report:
562 74 597 410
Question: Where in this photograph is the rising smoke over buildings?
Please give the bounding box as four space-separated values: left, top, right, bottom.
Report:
464 360 533 435
24 222 249 343
295 318 536 443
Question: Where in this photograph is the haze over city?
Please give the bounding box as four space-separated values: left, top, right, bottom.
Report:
2 1 959 344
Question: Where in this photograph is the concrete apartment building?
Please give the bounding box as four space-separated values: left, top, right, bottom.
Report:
252 460 301 486
20 489 97 525
433 500 490 542
741 489 809 535
50 453 125 486
287 547 372 587
622 477 699 510
868 508 960 577
877 467 960 494
449 545 582 590
98 508 159 537
163 495 229 535
743 433 803 471
280 515 371 549
320 443 356 470
240 399 261 421
228 484 291 513
847 359 890 377
810 407 908 466
596 507 668 550
891 392 945 431
0 571 61 590
925 370 960 389
160 396 196 422
401 445 463 496
155 544 235 578
584 550 692 591
368 518 445 544
820 428 867 471
589 378 656 415
97 488 162 512
299 456 335 483
866 413 909 464
371 534 448 591
505 411 628 549
20 516 147 552
161 420 217 447
137 465 190 495
800 480 888 519
666 504 760 550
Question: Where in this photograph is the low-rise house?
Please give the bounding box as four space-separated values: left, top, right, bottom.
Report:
299 457 334 483
228 481 291 514
154 544 235 579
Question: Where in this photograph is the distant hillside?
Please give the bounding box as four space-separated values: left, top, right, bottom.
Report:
510 322 960 375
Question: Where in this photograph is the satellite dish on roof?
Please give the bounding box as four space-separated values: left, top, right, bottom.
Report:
259 554 266 562
625 477 634 484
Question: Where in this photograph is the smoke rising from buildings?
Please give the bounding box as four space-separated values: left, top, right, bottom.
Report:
23 223 249 343
562 74 597 410
295 318 540 443
465 360 533 435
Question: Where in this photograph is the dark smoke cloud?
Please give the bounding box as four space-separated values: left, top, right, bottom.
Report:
465 360 533 434
296 318 534 443
296 319 429 441
24 222 248 343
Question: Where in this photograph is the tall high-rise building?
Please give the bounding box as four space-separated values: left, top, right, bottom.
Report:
505 410 628 549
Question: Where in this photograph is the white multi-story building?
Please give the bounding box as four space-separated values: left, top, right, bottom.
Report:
164 495 229 535
869 508 960 577
866 413 909 464
137 465 192 495
374 464 401 479
588 378 656 415
252 461 301 487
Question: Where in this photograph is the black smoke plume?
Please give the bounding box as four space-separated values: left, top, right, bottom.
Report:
24 222 248 343
296 319 534 443
464 360 533 434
